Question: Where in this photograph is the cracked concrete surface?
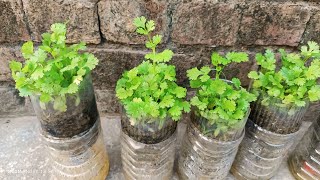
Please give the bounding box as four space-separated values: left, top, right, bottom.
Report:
0 115 309 180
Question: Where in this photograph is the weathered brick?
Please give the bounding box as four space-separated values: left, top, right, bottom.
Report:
98 0 170 44
172 1 241 46
301 9 320 45
22 0 100 44
90 48 145 89
0 46 23 82
238 2 311 46
171 54 200 86
0 0 30 42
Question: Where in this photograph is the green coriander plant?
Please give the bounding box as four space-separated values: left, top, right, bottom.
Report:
187 52 256 136
248 41 320 114
10 23 99 112
115 16 190 124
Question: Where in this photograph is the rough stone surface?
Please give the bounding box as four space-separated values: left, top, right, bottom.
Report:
95 89 120 115
98 0 170 44
172 1 242 46
303 102 320 122
171 53 200 85
301 8 320 45
90 48 145 89
0 46 24 82
238 2 311 46
0 115 307 179
0 0 30 42
0 86 34 118
22 0 100 44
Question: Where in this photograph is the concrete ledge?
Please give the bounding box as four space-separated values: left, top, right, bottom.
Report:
0 115 310 179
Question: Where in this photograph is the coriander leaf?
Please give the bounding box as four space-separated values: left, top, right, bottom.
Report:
146 20 155 33
181 101 191 112
308 85 320 101
190 96 207 110
9 61 22 73
133 16 147 29
226 52 248 63
53 96 67 112
211 52 228 66
187 68 202 80
248 71 259 79
40 93 52 103
31 67 44 80
173 87 187 98
200 74 210 82
21 41 34 59
152 35 162 45
200 66 211 74
232 78 241 88
159 95 175 108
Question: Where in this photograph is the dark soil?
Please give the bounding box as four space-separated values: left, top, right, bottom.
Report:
121 115 177 144
38 99 98 138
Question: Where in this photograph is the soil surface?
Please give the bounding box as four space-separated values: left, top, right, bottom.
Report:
121 115 177 144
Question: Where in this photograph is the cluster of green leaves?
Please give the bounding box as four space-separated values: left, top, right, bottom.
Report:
248 41 320 114
10 23 99 112
187 52 256 136
116 16 190 124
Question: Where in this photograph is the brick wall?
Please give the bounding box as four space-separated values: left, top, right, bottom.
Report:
1 0 319 120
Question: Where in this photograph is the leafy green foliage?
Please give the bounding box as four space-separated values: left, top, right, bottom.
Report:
248 41 320 113
10 23 99 112
116 16 190 123
187 52 256 136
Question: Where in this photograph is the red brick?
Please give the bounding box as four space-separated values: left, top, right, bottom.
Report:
0 0 30 42
172 1 241 46
22 0 100 44
238 2 311 46
98 0 170 44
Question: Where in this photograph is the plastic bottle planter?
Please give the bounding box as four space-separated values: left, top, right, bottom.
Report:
289 117 320 179
30 74 109 179
231 119 302 180
250 92 309 134
177 109 248 180
120 113 177 180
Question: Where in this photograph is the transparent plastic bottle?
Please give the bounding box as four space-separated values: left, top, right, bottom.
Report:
177 109 249 179
289 117 320 180
250 91 309 134
30 74 109 179
120 112 177 180
231 119 301 180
